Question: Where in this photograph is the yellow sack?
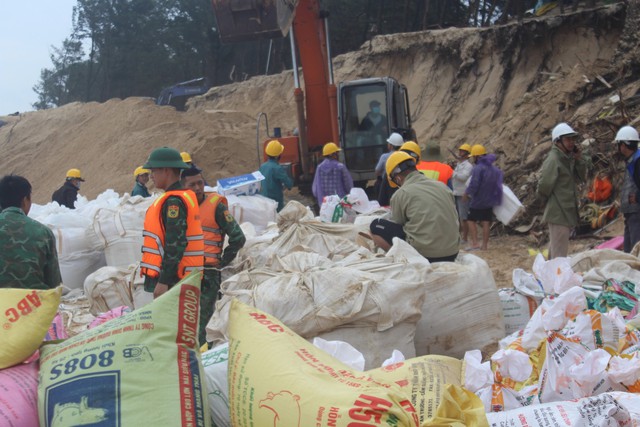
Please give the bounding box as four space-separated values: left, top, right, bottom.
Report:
425 385 488 427
38 273 210 427
368 355 463 424
368 356 488 426
0 287 62 369
227 299 420 427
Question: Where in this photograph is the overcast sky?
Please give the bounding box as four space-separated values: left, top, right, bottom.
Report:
1 1 77 115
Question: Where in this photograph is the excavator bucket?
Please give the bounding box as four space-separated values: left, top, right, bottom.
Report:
211 0 299 43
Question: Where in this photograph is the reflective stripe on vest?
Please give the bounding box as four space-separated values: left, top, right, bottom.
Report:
199 192 227 266
140 190 204 279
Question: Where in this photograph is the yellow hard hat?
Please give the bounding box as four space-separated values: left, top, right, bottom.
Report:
180 152 192 163
470 144 487 157
66 168 85 181
322 142 341 157
134 166 150 178
400 141 421 162
265 140 284 157
458 143 472 153
386 151 415 188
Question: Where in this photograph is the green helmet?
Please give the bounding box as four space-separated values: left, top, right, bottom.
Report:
143 147 190 169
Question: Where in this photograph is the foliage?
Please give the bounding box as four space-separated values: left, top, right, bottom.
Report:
33 0 541 109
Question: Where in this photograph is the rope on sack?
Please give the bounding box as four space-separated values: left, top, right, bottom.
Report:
92 208 109 248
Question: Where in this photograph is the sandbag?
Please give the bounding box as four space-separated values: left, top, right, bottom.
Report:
498 288 539 335
570 249 640 288
486 393 636 426
91 194 153 266
38 272 210 427
83 264 137 315
226 194 277 233
368 354 467 425
0 287 62 369
0 362 39 426
207 246 427 369
415 253 505 358
36 208 107 291
226 299 420 426
202 343 231 427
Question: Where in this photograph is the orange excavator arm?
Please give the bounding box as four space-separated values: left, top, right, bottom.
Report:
211 0 339 183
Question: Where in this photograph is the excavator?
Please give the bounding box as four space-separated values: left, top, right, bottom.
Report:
211 0 415 189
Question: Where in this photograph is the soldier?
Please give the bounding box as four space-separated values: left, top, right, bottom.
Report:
182 165 246 344
140 147 204 300
0 175 62 289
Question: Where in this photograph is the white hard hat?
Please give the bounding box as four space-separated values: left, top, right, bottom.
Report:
551 123 578 142
615 126 640 143
386 132 404 147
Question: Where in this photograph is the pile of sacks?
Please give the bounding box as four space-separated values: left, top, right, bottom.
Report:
466 248 640 424
6 191 640 426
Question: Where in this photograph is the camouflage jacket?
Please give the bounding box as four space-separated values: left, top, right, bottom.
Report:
0 207 62 289
212 201 246 268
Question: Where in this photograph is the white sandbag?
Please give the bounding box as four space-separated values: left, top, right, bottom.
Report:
493 184 523 226
415 253 505 358
486 393 636 427
498 288 539 336
316 323 416 368
83 264 137 315
207 244 428 369
570 249 640 288
232 203 374 270
59 250 107 291
226 194 277 233
202 343 231 427
91 194 154 267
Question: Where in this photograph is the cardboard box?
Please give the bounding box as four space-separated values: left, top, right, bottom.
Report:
216 171 265 196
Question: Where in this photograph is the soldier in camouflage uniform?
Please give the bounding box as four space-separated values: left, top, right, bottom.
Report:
182 166 246 345
140 147 204 300
0 175 62 289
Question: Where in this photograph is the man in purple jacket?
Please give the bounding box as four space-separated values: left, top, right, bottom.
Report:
463 144 503 250
312 142 354 206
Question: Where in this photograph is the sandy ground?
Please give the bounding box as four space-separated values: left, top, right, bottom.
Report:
463 218 625 288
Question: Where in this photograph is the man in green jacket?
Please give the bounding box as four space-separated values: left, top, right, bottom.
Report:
259 140 293 211
182 165 246 345
537 123 587 259
131 166 151 197
0 175 62 289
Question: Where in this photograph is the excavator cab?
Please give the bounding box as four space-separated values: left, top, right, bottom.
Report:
338 77 414 183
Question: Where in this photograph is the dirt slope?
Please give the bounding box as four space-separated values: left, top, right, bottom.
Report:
0 2 635 212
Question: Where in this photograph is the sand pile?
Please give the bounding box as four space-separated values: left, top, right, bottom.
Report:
0 2 635 212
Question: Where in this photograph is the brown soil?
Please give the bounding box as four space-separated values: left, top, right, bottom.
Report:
0 3 635 287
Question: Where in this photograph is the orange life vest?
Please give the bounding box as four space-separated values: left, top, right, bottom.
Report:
200 192 227 266
140 190 204 279
416 161 453 185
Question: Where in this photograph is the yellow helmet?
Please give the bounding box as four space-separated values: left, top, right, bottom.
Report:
134 166 150 178
180 152 192 163
458 143 472 153
66 168 85 181
470 144 487 157
322 142 341 157
386 151 415 188
400 141 421 162
265 140 284 157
